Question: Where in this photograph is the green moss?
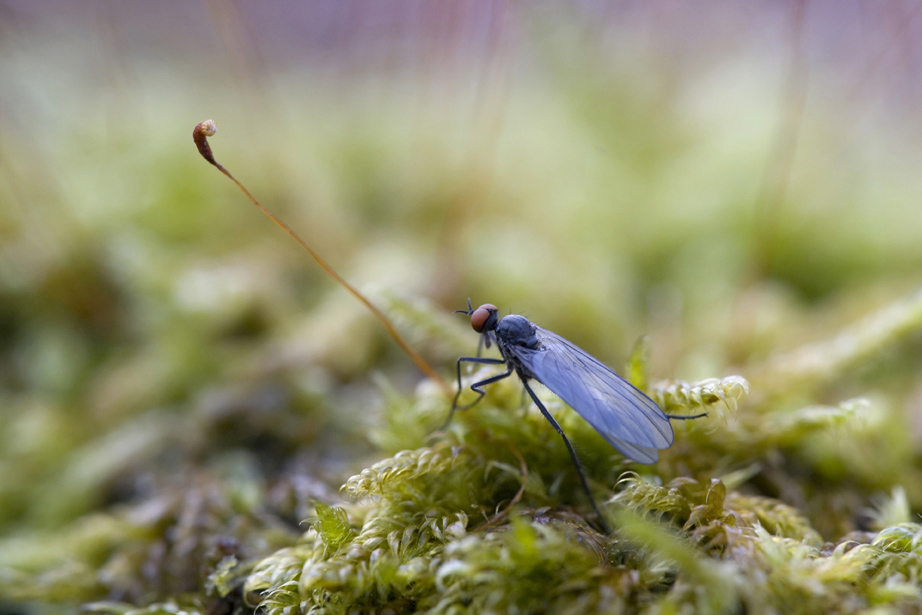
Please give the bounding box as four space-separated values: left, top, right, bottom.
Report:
220 284 922 614
7 284 922 613
6 10 922 613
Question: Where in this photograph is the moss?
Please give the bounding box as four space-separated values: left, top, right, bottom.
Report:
224 286 922 615
6 285 922 614
6 10 922 613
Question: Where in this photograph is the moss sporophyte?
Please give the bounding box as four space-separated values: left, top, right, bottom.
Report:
192 120 450 397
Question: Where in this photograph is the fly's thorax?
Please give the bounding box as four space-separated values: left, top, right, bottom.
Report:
496 315 539 349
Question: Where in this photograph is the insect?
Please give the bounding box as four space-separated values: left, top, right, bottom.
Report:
446 300 705 529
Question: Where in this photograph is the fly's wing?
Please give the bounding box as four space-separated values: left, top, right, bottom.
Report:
515 326 673 464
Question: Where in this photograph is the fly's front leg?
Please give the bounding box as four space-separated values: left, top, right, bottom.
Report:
440 356 511 431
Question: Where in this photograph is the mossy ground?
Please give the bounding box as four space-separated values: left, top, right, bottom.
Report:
3 5 922 615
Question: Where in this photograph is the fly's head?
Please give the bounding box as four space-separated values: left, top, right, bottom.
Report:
470 304 499 334
454 299 500 347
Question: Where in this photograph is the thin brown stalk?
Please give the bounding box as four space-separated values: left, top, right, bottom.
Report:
192 120 451 396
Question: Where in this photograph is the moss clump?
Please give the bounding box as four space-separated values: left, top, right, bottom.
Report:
235 464 922 615
4 283 922 614
226 289 922 614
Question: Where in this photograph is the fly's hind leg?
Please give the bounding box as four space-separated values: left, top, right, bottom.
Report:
521 380 612 533
666 412 708 420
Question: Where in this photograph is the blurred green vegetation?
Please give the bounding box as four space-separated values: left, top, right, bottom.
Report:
2 4 922 614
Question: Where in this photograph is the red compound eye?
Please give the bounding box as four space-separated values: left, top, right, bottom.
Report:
470 304 497 332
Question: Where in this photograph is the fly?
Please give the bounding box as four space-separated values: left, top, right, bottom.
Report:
445 300 705 530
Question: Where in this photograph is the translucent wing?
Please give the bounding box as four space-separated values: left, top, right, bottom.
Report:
512 326 673 464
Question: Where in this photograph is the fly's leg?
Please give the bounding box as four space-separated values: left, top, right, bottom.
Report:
440 356 511 431
521 380 612 533
454 356 510 409
666 412 708 420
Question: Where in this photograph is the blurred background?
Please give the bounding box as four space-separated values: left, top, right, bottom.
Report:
3 0 922 609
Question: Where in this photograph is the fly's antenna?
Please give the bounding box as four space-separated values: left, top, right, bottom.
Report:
452 298 475 315
192 120 451 397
